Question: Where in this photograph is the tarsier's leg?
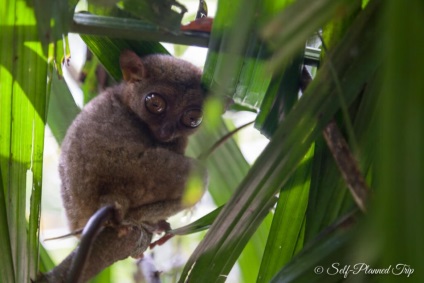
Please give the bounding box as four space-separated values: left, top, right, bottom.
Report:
138 147 200 193
127 147 207 207
99 147 207 226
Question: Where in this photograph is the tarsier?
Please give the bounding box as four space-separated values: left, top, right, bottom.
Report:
40 50 208 282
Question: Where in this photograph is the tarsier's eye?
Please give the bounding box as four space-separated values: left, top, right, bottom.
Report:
181 109 203 128
145 93 167 114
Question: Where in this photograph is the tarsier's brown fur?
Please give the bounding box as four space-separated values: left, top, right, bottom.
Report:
42 50 208 282
60 50 207 231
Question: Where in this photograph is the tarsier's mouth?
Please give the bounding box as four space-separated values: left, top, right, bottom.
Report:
155 131 175 143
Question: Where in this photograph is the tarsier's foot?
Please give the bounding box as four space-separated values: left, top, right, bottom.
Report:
139 220 175 250
141 220 171 234
130 226 153 259
149 234 174 249
113 201 126 223
101 200 128 228
116 224 132 237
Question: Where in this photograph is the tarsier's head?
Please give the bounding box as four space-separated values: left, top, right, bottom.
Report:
119 50 207 143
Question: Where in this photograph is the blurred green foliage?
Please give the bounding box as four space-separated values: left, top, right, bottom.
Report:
0 0 423 282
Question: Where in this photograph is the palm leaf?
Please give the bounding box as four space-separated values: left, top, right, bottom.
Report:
257 146 314 282
365 1 424 282
0 1 49 281
179 0 382 280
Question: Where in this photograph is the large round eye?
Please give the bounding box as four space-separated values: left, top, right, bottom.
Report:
181 109 203 128
145 93 167 114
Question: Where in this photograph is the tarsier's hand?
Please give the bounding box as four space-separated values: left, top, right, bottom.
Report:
99 195 130 226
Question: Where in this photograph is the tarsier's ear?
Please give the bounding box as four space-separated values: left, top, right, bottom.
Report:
119 50 147 82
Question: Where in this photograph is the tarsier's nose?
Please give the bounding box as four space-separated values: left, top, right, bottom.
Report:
157 123 175 142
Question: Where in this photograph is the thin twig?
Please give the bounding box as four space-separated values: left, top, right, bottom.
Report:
300 65 370 212
43 229 83 241
322 120 369 212
197 120 255 160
